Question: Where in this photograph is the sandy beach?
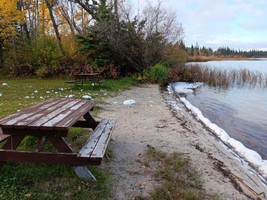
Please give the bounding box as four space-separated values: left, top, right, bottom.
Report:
97 84 267 199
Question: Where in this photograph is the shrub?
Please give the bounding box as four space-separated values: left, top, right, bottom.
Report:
149 64 169 84
168 65 194 83
99 63 121 79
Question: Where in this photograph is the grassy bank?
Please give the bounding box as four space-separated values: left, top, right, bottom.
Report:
0 78 136 117
187 56 261 62
133 146 219 200
0 77 135 200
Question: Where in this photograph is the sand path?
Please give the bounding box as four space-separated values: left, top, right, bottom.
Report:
97 84 266 199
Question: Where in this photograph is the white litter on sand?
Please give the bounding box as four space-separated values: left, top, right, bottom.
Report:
82 95 92 99
123 99 136 105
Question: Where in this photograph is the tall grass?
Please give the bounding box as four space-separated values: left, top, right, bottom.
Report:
172 64 267 88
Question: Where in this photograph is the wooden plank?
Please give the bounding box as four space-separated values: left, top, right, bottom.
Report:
77 118 116 159
13 98 71 128
40 99 91 130
48 137 73 153
54 100 98 130
1 135 25 150
0 98 57 126
26 99 82 129
35 136 46 152
65 80 75 84
0 149 101 165
97 79 106 84
91 118 116 159
72 120 92 128
83 112 98 130
0 128 10 142
77 119 109 158
1 128 68 137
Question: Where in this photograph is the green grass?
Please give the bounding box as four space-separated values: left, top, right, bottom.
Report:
0 77 136 200
138 146 219 200
0 77 136 117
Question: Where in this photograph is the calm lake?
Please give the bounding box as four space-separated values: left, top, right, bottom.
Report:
177 60 267 160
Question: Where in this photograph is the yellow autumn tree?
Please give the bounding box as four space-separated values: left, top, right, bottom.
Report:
0 0 24 40
0 0 24 65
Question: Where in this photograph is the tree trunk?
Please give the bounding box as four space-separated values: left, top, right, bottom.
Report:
0 39 3 68
36 0 40 44
45 0 65 56
17 0 31 45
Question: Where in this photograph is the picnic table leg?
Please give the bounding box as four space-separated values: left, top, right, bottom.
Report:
72 166 96 180
35 136 46 152
75 77 77 87
0 135 25 169
83 112 99 130
48 137 96 180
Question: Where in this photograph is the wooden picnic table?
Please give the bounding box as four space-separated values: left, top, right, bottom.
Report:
75 73 99 86
0 98 116 180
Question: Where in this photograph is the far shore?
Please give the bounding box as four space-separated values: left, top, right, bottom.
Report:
187 56 267 62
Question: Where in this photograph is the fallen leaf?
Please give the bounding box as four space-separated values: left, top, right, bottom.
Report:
143 181 147 185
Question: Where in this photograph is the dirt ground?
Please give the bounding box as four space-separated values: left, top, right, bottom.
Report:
97 84 267 200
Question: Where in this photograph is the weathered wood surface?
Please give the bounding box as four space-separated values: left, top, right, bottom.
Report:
78 118 116 161
0 98 97 133
0 149 100 165
65 80 75 84
75 73 100 86
0 128 10 142
97 79 106 84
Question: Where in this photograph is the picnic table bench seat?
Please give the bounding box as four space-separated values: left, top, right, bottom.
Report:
78 118 115 162
65 80 75 84
96 79 106 84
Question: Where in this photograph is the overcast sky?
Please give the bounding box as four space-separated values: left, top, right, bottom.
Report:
129 0 267 50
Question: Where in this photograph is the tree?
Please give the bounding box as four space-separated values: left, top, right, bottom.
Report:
77 0 184 74
44 0 65 56
0 0 24 66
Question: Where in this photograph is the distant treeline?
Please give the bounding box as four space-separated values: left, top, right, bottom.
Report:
186 44 267 58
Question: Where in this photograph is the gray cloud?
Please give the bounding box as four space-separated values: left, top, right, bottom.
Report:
130 0 267 50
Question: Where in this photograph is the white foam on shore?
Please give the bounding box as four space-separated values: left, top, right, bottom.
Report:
169 82 267 177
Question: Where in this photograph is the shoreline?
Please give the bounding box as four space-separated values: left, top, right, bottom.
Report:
169 83 267 179
187 56 267 62
98 84 267 199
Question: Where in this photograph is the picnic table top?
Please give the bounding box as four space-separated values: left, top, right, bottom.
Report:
0 98 97 132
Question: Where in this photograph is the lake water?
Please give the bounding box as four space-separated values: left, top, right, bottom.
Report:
170 60 267 176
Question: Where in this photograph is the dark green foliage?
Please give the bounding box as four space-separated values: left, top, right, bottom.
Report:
149 64 169 84
4 37 62 77
76 33 117 69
